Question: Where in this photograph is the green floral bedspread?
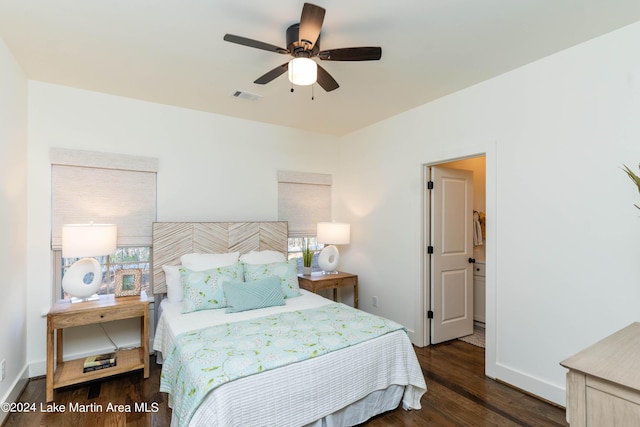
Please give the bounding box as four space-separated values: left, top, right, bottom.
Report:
159 302 405 426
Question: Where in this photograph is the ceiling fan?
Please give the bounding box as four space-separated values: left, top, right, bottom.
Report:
223 2 382 92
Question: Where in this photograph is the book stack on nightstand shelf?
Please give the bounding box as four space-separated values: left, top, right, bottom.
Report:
83 352 116 373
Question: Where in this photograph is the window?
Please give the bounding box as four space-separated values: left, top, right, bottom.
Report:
50 148 158 300
277 170 331 237
57 247 150 299
278 170 331 272
286 237 324 271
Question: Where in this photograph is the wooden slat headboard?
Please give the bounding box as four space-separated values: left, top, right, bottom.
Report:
151 221 288 294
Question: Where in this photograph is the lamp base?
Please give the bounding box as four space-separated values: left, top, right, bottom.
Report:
69 295 100 303
62 257 103 299
318 245 340 273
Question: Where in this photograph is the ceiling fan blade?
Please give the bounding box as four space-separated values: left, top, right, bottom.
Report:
318 47 382 61
298 3 325 49
254 63 289 84
316 64 339 92
224 34 289 54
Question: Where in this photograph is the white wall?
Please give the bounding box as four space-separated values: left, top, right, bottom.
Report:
336 21 640 405
0 36 29 419
25 82 341 374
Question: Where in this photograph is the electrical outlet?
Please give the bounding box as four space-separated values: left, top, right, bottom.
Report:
372 296 378 308
0 359 5 381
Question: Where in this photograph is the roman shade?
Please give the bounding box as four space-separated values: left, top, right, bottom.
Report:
277 170 331 238
50 148 158 249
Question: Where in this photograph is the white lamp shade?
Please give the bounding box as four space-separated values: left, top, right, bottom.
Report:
62 224 117 258
317 222 350 245
288 57 317 86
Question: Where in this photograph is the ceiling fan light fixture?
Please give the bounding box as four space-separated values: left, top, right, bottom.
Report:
288 57 317 86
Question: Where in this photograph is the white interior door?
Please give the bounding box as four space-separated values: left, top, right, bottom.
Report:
430 166 474 344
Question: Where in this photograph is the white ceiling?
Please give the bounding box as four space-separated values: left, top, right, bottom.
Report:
1 0 639 136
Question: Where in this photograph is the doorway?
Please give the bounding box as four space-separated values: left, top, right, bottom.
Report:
424 155 486 346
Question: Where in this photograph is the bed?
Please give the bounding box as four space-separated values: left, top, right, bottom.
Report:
151 222 426 427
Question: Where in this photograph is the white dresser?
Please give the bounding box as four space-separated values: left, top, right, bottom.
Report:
561 322 640 426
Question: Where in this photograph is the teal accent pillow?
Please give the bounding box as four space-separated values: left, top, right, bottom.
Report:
180 262 243 313
242 259 301 298
223 277 285 313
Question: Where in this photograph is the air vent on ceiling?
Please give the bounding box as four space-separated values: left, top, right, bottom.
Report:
232 90 261 101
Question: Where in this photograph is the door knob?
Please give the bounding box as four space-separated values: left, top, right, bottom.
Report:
468 258 476 263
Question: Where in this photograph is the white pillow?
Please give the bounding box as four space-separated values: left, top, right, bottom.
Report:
180 252 240 271
162 265 182 303
239 250 286 264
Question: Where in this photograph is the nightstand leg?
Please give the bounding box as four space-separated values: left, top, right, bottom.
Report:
46 318 54 402
354 278 358 309
142 305 149 378
55 329 63 365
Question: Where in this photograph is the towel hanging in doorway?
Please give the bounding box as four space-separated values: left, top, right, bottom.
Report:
473 210 485 246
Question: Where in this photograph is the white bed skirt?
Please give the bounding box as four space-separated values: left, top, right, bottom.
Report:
302 385 405 427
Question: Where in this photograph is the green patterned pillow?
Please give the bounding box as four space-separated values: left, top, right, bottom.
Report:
180 262 243 313
223 277 285 313
242 259 301 298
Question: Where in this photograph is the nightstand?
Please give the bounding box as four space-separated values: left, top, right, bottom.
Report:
298 272 358 308
46 294 149 402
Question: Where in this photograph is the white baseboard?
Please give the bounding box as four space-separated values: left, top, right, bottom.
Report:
405 328 416 343
492 361 566 407
0 364 29 425
29 360 46 378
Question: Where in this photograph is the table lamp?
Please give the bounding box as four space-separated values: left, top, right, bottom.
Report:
62 223 117 301
316 222 350 274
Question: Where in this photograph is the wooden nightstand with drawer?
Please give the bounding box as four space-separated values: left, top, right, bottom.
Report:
46 294 149 402
298 272 358 309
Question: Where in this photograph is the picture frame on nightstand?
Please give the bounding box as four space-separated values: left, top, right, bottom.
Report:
115 268 142 297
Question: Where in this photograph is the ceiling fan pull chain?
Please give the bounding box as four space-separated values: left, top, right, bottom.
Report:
312 84 314 101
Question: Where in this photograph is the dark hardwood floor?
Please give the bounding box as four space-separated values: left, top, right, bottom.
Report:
3 340 567 427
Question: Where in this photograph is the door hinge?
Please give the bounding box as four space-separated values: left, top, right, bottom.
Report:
427 181 434 190
427 310 434 319
427 246 434 254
